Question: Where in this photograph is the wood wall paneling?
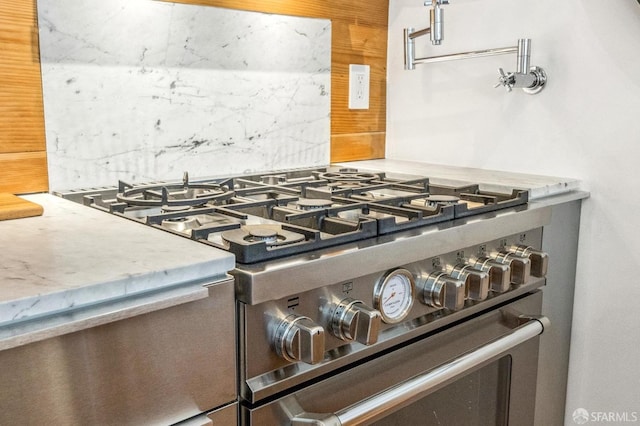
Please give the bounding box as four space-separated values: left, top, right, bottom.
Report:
331 133 385 162
0 152 48 194
1 0 389 194
0 1 48 193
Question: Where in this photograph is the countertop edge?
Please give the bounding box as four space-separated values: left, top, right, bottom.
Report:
1 193 236 325
0 276 232 351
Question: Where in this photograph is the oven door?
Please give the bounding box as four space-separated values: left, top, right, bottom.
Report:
243 291 546 426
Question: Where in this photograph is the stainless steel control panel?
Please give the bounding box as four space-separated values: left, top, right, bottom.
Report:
239 228 547 402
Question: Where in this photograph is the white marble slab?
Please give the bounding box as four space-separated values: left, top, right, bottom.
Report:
337 159 582 200
38 0 331 190
0 194 234 325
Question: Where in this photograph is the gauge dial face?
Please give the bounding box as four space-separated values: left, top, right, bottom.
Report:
374 269 415 324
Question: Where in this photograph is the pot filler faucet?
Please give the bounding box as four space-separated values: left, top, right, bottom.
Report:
404 0 448 47
404 1 547 94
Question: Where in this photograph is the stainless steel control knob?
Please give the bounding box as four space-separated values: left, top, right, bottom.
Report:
330 298 382 345
448 264 490 301
508 245 549 277
273 314 325 364
418 272 465 311
468 257 511 293
491 252 531 285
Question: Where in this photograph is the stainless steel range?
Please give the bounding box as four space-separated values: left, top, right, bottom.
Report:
60 166 554 425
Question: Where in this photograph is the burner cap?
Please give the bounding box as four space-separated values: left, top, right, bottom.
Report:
295 198 333 211
328 182 365 190
260 174 287 185
360 191 391 200
162 205 193 213
317 170 379 183
221 225 305 247
423 195 460 206
247 227 279 244
161 216 200 233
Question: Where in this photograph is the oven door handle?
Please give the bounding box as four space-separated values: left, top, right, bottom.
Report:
290 315 549 426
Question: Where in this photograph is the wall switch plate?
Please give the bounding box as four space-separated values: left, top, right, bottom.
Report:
348 64 370 110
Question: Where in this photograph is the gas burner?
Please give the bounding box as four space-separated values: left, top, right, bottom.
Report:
359 191 395 200
420 195 461 207
246 227 279 244
161 216 201 233
116 172 234 208
162 205 193 213
222 225 306 247
295 198 333 211
316 169 380 183
327 182 368 191
260 174 287 185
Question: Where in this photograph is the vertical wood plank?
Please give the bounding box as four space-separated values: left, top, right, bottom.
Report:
0 0 48 193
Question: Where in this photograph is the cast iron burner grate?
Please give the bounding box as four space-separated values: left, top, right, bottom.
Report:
115 172 234 209
70 167 528 263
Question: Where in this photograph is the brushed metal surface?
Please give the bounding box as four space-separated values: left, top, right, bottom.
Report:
0 279 236 426
245 291 543 425
207 402 238 425
239 229 545 403
234 205 551 305
535 200 583 426
336 319 543 425
178 402 238 425
0 279 212 351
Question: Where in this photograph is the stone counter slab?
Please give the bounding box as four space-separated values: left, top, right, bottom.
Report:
337 159 581 200
0 194 234 325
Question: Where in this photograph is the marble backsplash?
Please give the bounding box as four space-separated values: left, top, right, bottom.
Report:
37 0 331 190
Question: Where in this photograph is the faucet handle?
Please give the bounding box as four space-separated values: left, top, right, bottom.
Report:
494 68 515 92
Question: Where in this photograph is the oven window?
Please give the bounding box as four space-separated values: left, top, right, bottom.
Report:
373 356 512 426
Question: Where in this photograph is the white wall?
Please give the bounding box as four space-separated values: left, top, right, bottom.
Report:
387 0 640 422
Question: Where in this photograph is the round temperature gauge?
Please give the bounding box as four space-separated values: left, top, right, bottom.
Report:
373 269 415 324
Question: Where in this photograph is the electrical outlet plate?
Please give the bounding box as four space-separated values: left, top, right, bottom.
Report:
348 64 370 110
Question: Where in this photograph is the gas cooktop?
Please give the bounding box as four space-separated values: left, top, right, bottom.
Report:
58 167 528 263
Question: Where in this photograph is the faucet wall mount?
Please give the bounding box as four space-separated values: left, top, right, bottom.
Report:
404 2 547 95
493 39 547 94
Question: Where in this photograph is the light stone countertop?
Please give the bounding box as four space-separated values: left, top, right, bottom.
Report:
337 159 582 200
0 194 235 329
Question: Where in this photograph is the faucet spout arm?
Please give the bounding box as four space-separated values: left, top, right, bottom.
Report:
404 0 449 70
407 27 432 40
